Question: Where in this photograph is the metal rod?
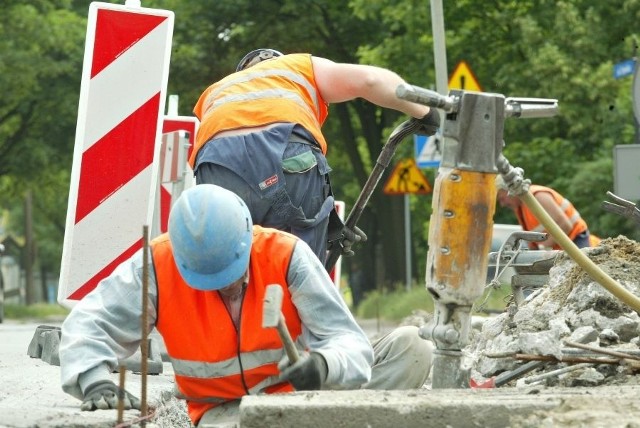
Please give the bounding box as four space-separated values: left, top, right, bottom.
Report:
395 83 458 112
117 364 126 424
514 354 620 365
504 98 559 118
140 226 149 425
493 360 546 387
564 340 640 361
521 363 593 385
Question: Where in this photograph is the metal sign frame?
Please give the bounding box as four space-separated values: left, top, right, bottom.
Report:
613 145 640 202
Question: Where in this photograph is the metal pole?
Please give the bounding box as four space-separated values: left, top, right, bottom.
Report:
430 0 449 95
24 190 34 305
404 194 412 291
631 37 639 144
140 226 149 426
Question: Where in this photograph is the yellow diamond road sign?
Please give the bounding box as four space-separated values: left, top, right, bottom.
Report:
449 60 482 92
383 158 432 195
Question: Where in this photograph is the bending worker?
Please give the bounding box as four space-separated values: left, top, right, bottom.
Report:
189 48 440 262
496 177 594 250
59 184 433 427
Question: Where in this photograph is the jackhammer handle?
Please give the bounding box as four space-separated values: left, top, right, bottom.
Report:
324 120 420 272
504 97 559 118
396 83 458 112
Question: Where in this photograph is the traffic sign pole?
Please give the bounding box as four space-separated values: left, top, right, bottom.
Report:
632 58 640 144
404 194 412 292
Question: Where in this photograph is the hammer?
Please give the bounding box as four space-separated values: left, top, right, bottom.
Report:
262 284 300 364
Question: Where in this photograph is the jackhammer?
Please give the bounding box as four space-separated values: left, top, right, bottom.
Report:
395 84 559 388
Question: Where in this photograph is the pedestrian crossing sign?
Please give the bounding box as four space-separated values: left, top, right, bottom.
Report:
383 158 432 195
415 134 442 168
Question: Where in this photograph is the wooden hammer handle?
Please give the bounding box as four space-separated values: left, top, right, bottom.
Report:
277 313 300 364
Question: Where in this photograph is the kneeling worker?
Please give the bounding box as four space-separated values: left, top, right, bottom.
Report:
496 176 594 250
59 184 433 427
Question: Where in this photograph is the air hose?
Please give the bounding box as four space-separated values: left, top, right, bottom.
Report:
520 191 640 314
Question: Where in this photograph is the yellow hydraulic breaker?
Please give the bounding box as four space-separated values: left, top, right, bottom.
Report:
428 168 496 301
396 84 558 388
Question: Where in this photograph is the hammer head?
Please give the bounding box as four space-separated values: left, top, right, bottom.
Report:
262 284 284 328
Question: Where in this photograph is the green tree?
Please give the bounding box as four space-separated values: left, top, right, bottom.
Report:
3 0 640 300
1 1 85 294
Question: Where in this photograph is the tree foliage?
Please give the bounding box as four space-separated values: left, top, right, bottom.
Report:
2 0 639 295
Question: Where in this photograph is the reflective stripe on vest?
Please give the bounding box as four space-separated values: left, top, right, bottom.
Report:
203 69 321 116
170 335 307 379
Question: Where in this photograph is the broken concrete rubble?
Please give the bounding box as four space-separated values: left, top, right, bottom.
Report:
469 235 640 387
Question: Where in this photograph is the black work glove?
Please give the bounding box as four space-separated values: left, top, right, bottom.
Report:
412 108 441 136
81 380 141 411
341 225 368 257
279 352 328 391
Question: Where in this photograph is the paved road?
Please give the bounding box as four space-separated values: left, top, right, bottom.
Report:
0 317 396 428
0 319 175 428
3 319 640 427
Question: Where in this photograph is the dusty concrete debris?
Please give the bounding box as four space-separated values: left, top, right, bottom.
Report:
151 390 190 427
470 235 640 387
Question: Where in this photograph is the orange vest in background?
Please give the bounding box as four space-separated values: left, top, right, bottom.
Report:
152 226 302 424
589 234 602 247
516 185 588 250
190 53 329 167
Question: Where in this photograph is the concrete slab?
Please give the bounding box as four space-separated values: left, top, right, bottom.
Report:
238 386 640 428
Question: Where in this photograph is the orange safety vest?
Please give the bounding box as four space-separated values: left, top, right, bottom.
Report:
516 185 588 250
589 234 602 247
152 226 303 424
190 53 329 167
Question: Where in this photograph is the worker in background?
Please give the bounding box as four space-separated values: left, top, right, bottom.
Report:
59 185 433 427
496 176 594 250
189 49 440 263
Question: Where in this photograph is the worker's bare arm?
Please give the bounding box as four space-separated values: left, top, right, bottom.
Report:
535 191 573 233
311 56 430 119
534 191 573 248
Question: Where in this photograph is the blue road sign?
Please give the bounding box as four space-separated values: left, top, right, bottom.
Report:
613 58 636 79
414 135 441 168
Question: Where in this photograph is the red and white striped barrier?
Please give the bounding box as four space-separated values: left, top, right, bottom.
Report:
153 115 199 235
58 2 174 307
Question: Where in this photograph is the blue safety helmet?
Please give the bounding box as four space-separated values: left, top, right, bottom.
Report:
168 184 253 291
236 48 283 72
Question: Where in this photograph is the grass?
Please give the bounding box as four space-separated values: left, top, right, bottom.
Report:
1 284 512 324
3 303 69 320
354 282 512 322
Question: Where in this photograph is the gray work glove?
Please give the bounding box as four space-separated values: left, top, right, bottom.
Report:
412 108 441 136
278 352 328 391
341 225 367 257
81 380 141 411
